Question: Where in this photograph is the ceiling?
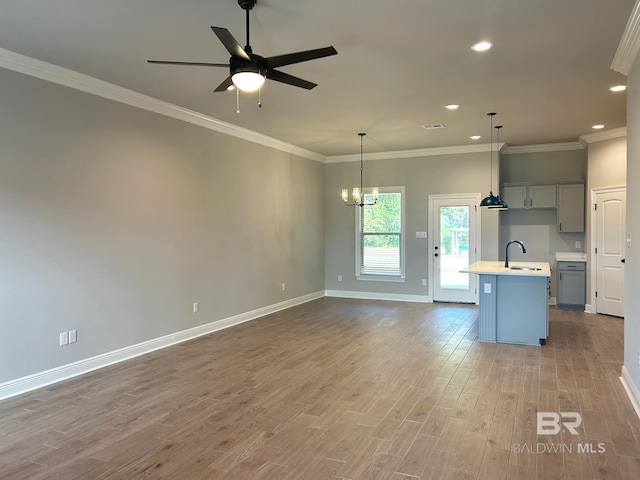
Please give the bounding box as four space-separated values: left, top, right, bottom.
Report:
0 0 634 156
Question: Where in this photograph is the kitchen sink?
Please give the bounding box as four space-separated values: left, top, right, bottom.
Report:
510 266 542 271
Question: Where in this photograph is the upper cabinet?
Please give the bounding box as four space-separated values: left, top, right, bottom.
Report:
557 184 585 233
502 184 557 209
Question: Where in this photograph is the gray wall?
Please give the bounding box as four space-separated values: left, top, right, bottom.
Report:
585 135 627 298
324 152 500 295
0 68 324 383
499 149 587 298
624 56 640 393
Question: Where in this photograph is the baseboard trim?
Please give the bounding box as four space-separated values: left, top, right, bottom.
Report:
325 289 431 303
0 291 324 400
620 366 640 420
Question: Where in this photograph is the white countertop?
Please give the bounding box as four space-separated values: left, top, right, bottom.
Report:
460 261 551 277
555 252 587 262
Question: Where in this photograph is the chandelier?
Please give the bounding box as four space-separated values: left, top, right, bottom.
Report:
342 133 378 207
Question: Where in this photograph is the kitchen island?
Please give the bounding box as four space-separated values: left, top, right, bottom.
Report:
460 261 551 346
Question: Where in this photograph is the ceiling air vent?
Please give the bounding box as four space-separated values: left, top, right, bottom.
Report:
422 123 445 130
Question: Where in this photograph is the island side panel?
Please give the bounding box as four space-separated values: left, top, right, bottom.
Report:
496 275 549 346
478 274 497 342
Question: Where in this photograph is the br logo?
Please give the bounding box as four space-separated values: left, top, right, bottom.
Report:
537 412 582 435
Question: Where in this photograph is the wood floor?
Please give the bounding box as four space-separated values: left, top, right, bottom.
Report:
1 298 640 479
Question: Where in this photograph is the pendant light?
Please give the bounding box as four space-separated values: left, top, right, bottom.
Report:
488 124 509 209
480 112 508 208
342 133 378 207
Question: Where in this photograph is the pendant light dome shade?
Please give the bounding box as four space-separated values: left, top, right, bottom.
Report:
480 193 505 207
488 125 508 209
480 113 508 209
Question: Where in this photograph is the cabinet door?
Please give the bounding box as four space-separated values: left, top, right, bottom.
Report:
558 184 585 232
502 186 527 209
529 185 557 208
558 270 586 306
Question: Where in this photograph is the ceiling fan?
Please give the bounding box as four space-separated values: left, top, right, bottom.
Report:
147 0 337 93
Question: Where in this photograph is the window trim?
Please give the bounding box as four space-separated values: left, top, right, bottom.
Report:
355 186 405 282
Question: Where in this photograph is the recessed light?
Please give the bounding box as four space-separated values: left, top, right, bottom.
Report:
592 124 605 129
472 41 493 52
445 104 460 110
609 85 627 92
470 135 481 140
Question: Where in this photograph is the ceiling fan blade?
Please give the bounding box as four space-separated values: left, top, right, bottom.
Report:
265 46 337 68
266 69 317 90
147 60 229 67
214 76 234 92
211 26 250 60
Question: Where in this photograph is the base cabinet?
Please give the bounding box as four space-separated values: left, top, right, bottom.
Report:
478 274 549 345
557 261 586 309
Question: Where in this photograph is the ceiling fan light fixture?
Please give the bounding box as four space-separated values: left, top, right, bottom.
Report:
231 70 265 91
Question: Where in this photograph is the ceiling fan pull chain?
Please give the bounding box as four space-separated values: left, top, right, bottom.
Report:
258 87 262 108
236 87 240 114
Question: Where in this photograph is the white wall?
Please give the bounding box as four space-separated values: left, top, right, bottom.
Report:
0 68 325 384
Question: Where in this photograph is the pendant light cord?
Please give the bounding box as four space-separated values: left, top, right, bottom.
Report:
359 132 365 200
487 112 496 194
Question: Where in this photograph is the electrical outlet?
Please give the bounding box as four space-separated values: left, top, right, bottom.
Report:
575 241 581 249
422 279 427 286
193 302 199 313
637 352 640 369
282 283 286 291
484 283 492 294
59 332 69 346
338 275 342 282
68 329 77 344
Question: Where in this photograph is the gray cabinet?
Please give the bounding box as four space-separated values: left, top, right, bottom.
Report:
496 275 549 345
557 261 586 309
558 184 585 232
502 184 556 209
478 273 549 346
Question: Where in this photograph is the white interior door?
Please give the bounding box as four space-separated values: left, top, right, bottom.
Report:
594 189 626 317
429 194 479 303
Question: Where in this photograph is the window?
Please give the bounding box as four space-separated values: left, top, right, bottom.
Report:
356 187 405 280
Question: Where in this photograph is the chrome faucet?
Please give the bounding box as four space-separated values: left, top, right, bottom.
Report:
505 240 527 267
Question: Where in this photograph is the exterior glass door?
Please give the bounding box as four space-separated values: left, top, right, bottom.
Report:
430 195 478 303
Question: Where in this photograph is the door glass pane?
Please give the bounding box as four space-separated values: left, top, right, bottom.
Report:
439 206 470 289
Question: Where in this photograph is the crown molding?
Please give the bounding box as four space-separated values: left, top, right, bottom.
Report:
0 47 325 163
579 127 627 144
325 142 504 163
502 141 585 155
612 1 640 75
